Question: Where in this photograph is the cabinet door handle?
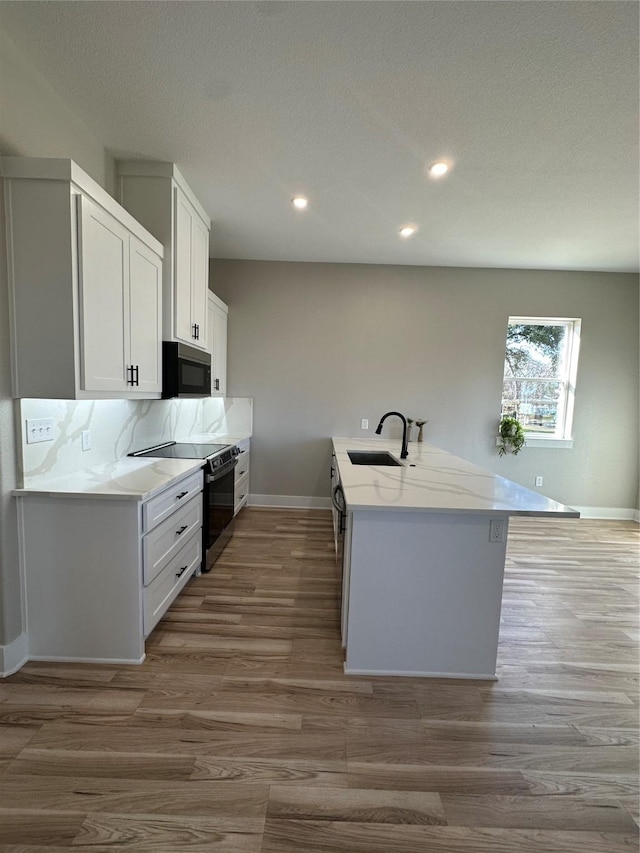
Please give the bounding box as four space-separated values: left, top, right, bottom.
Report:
176 565 189 577
134 365 139 386
126 365 134 385
214 378 220 391
176 525 188 536
176 491 188 499
238 469 245 477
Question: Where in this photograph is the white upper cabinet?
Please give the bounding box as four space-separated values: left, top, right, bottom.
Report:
118 162 211 353
2 157 163 400
207 290 228 396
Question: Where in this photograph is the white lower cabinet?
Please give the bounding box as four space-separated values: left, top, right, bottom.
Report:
144 528 202 636
18 469 203 664
234 439 250 515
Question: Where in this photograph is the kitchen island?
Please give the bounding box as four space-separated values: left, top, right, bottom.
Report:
332 437 579 679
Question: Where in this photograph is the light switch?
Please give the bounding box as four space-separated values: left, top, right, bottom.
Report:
26 418 54 444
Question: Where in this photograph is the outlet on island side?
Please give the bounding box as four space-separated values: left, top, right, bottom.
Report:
81 430 92 452
489 518 506 543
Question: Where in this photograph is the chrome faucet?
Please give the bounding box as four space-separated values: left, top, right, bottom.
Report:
375 411 409 459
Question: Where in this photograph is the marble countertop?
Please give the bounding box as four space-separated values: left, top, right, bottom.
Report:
14 433 251 501
13 457 205 501
332 437 579 517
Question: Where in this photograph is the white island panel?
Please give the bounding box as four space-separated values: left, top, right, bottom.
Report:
345 509 508 678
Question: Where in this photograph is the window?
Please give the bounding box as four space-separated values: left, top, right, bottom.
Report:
501 317 581 445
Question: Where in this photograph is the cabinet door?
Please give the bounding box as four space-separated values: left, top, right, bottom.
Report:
208 295 227 396
173 187 196 345
129 237 162 393
77 195 129 392
191 215 209 349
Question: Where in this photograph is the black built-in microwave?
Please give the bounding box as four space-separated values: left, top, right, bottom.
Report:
162 341 211 398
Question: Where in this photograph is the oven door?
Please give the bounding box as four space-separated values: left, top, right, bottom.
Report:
203 461 237 571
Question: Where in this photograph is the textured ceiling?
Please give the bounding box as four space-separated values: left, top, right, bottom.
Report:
1 1 638 271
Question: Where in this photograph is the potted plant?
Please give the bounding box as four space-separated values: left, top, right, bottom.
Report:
498 416 525 456
416 419 428 442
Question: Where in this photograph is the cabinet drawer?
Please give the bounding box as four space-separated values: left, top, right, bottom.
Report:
143 493 202 585
144 532 201 636
234 472 249 515
143 469 203 532
235 453 250 486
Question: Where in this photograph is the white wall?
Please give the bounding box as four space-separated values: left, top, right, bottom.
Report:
211 260 639 512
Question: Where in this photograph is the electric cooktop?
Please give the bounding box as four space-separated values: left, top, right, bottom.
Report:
130 442 230 460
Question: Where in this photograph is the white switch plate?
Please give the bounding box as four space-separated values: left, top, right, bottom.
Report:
26 418 54 444
361 418 369 430
81 430 92 451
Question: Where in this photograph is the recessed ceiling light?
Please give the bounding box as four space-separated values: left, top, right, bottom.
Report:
292 196 308 210
429 161 450 178
399 226 416 238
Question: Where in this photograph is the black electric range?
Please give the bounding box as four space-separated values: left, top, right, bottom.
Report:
129 441 239 571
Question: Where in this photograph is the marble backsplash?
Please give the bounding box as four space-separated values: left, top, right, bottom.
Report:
18 397 253 486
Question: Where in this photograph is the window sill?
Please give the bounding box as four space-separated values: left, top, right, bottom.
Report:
496 437 574 450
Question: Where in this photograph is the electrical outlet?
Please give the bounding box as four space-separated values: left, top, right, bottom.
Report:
535 476 543 487
26 418 54 444
489 518 506 543
361 418 369 430
81 430 92 452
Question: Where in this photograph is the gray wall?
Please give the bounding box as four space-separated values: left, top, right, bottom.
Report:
211 260 639 511
0 30 115 647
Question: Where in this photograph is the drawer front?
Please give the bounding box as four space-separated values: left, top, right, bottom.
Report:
143 469 203 533
234 472 249 515
143 493 202 585
144 532 201 636
234 450 250 485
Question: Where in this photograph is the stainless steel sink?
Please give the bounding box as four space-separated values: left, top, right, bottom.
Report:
347 450 402 466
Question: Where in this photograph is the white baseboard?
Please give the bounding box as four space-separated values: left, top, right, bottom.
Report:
28 654 145 666
0 632 29 677
344 664 498 680
572 506 639 522
248 494 331 510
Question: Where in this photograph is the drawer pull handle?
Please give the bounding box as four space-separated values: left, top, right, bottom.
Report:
176 565 189 578
176 491 188 499
176 525 188 536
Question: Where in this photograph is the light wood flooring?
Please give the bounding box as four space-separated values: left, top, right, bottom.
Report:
1 508 638 851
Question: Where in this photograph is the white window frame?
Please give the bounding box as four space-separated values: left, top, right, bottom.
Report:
502 316 581 449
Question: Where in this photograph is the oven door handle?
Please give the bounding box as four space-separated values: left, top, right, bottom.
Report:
206 459 238 483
